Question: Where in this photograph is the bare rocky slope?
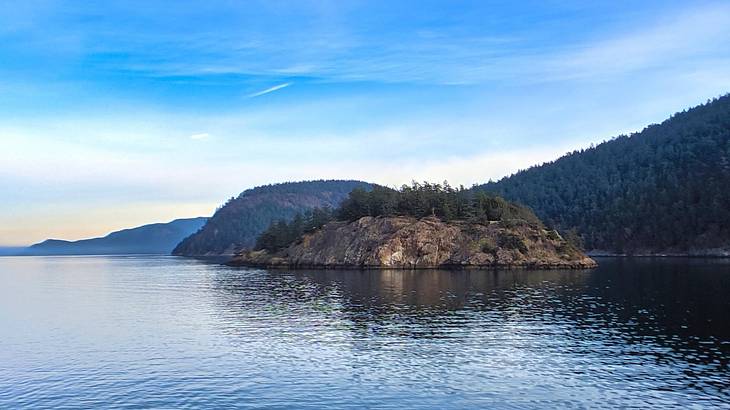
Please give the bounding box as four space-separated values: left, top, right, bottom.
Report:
230 216 597 269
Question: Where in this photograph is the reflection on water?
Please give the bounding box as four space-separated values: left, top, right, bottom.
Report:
0 256 728 408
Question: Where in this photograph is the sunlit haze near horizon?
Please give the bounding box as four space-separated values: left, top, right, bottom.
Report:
2 0 730 245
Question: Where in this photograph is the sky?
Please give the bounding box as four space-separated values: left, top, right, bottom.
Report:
2 0 730 245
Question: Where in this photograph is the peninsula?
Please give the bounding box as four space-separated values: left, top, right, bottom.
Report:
230 183 596 269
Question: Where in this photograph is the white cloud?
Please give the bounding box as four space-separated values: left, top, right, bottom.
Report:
248 82 292 98
79 4 730 86
540 3 730 81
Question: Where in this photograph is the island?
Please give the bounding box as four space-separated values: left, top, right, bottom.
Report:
230 183 597 269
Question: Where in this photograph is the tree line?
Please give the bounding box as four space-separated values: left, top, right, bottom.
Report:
254 207 335 252
254 182 541 252
482 94 730 253
337 182 540 224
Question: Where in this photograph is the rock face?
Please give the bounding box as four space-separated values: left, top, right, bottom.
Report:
230 216 597 269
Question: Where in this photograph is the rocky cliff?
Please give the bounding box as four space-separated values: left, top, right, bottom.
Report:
230 216 597 269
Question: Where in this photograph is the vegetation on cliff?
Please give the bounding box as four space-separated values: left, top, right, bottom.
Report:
236 216 595 269
254 207 336 252
238 182 596 269
254 182 543 253
480 94 730 254
338 182 541 224
172 180 372 255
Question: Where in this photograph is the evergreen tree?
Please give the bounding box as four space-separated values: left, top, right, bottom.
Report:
256 181 541 252
479 94 730 254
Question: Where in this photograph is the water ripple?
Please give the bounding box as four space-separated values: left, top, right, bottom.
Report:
0 256 728 408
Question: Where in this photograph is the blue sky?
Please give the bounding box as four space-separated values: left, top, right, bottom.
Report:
2 0 730 245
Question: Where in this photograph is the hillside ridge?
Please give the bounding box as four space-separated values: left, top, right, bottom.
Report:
172 180 373 256
480 94 730 255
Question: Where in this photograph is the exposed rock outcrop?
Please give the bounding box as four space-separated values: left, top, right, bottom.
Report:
230 216 597 269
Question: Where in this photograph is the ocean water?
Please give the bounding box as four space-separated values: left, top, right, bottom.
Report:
0 256 728 408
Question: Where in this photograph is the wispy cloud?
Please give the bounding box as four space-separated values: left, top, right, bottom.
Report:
538 3 730 82
189 133 210 140
248 82 292 98
5 2 729 86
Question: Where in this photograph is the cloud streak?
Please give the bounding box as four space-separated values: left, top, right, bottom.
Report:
248 82 292 98
3 2 729 86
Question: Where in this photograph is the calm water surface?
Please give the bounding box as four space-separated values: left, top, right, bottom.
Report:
0 256 728 408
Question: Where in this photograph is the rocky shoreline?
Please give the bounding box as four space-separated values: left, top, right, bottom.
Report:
588 249 730 258
230 216 597 270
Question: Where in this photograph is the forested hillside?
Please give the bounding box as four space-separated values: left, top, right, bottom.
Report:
481 94 730 254
172 180 372 255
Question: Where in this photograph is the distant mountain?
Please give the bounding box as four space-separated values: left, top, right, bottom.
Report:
0 247 26 256
480 94 730 255
173 180 373 256
23 217 208 256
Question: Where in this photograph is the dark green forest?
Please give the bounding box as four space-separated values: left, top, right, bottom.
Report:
337 183 540 224
177 95 730 256
254 182 541 252
254 207 336 252
172 180 372 255
481 94 730 254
